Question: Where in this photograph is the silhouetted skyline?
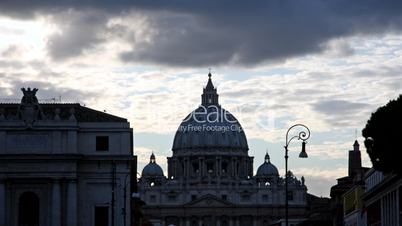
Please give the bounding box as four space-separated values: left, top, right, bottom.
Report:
1 1 402 196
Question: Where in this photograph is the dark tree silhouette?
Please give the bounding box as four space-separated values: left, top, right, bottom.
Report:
362 94 402 173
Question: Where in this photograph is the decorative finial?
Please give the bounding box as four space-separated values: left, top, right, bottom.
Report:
0 108 5 120
265 150 270 163
150 152 156 163
69 108 76 121
353 140 360 151
54 108 61 121
18 87 44 127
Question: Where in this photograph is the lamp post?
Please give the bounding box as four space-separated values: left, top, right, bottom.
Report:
284 124 310 226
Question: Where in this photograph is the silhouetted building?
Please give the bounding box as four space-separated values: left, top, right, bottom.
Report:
330 141 369 226
297 194 332 226
138 74 308 226
0 88 136 226
363 169 402 226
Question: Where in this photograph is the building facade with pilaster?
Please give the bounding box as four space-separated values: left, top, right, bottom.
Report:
0 88 135 226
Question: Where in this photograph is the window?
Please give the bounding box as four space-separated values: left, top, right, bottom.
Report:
207 162 214 173
191 195 197 201
241 194 250 202
168 194 177 202
287 191 294 201
19 192 39 226
221 162 228 173
150 195 156 202
192 163 199 174
95 206 109 226
221 195 227 200
262 194 268 202
96 136 109 151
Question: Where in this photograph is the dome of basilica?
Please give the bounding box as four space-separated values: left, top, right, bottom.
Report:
172 73 248 152
256 152 279 177
142 153 164 177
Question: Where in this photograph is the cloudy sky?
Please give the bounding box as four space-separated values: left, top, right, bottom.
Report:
1 0 402 196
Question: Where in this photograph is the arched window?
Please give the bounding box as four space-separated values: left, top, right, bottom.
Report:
19 192 39 226
221 162 228 173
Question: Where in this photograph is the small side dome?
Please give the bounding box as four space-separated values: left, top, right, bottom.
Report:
256 152 279 176
142 153 164 177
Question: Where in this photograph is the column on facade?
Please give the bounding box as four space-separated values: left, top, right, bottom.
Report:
197 157 201 179
234 157 238 178
242 158 246 178
229 218 233 226
66 179 77 226
250 159 253 177
216 216 221 226
187 157 191 179
231 158 235 178
52 179 61 226
217 157 221 188
219 157 223 176
382 190 399 226
168 158 172 179
184 157 188 178
173 159 177 178
67 131 77 154
0 180 5 226
245 158 249 177
185 217 190 226
200 157 204 177
252 218 257 226
243 157 247 177
216 157 220 177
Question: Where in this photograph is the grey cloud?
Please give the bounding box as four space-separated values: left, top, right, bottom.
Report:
9 80 92 103
313 100 369 115
313 99 372 127
1 0 402 66
46 10 108 60
1 45 23 58
119 0 402 66
220 89 260 98
0 60 24 69
0 72 97 104
353 66 402 77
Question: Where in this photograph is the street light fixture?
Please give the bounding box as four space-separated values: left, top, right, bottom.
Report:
284 124 311 226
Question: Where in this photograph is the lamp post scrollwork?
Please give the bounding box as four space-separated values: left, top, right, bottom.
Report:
284 124 311 226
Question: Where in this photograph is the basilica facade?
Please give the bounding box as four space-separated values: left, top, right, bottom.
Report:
139 74 308 226
0 88 136 226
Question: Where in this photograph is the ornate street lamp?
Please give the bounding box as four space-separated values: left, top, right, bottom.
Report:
284 124 310 226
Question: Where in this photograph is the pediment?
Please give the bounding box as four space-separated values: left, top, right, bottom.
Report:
184 194 234 207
